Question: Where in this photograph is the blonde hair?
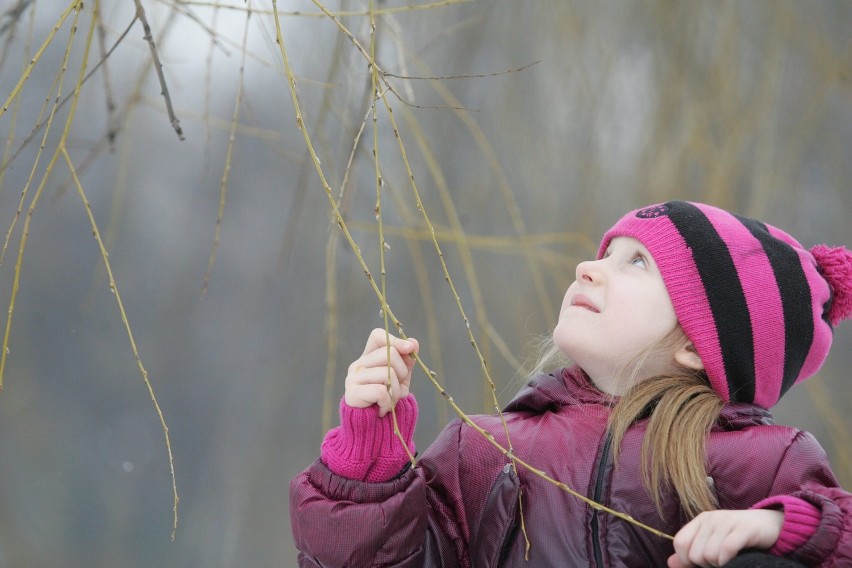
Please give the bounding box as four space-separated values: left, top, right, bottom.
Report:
520 335 571 381
527 327 724 519
608 370 723 518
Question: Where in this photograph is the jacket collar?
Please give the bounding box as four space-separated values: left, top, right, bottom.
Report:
504 365 775 429
504 366 614 413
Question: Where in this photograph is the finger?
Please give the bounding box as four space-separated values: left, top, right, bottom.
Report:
361 328 393 356
672 518 700 567
355 345 413 384
345 371 399 406
402 337 419 371
685 524 711 567
345 367 406 411
370 368 407 416
395 336 419 385
699 532 725 567
399 336 419 356
370 374 403 417
351 383 395 415
689 517 736 568
361 328 415 357
348 365 401 387
704 525 740 567
714 530 750 567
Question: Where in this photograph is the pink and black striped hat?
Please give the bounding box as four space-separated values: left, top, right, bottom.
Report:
600 201 851 409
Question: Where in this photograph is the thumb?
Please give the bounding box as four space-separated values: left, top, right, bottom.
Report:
401 337 419 366
399 337 418 354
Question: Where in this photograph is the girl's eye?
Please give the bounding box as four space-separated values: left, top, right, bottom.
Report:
631 254 647 268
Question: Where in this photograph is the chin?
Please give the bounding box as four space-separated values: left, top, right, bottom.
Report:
552 326 583 358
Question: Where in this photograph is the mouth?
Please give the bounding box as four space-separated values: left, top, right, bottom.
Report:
569 294 600 313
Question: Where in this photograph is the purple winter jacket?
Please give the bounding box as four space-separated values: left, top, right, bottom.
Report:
290 367 852 567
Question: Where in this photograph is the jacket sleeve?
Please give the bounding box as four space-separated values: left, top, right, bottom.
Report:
765 430 852 567
289 459 431 567
289 423 468 567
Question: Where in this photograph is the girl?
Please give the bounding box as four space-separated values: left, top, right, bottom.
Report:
290 201 852 567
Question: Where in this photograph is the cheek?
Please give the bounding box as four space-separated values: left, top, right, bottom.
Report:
552 313 581 354
557 284 576 316
611 288 677 340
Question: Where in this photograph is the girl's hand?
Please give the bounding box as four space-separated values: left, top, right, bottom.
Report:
668 509 784 568
344 328 419 417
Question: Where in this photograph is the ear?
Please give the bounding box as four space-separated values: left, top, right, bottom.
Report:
674 342 705 371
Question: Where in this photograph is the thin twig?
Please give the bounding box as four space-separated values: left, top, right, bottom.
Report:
0 0 34 43
413 53 556 319
1 0 83 386
201 5 251 297
163 0 231 56
384 60 540 80
72 1 179 538
95 6 118 149
64 148 180 541
276 0 355 274
0 1 77 120
0 14 138 180
133 0 184 140
171 0 471 17
0 0 35 237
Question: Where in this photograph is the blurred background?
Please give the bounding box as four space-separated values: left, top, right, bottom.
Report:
0 0 850 566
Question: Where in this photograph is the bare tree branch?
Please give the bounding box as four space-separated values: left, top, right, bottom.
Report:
383 60 540 80
133 0 185 140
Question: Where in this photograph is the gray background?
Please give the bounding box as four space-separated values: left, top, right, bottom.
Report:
0 1 850 566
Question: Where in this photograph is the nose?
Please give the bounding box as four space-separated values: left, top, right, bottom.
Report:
575 258 604 283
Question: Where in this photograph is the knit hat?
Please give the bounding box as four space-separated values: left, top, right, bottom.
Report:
599 200 851 409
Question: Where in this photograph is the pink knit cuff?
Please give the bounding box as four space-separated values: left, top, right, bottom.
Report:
751 495 821 556
320 395 418 483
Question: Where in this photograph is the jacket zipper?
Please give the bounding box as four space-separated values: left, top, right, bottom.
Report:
590 432 612 568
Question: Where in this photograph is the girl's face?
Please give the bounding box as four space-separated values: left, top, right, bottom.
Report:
553 236 680 394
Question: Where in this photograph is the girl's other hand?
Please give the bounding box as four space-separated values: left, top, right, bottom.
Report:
344 328 419 417
668 509 783 568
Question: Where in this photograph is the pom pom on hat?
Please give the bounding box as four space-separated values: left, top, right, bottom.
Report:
810 244 852 326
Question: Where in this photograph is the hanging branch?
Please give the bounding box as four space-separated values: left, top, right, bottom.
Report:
68 1 179 540
306 0 520 472
0 0 34 40
374 78 533 555
64 147 179 540
322 102 371 434
1 0 179 539
270 1 415 460
1 1 84 388
170 0 471 18
0 1 77 120
383 60 540 80
201 5 251 297
133 0 184 140
272 0 676 544
0 14 138 182
366 0 417 467
95 6 119 148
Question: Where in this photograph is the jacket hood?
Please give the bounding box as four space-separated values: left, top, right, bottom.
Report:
504 365 775 431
